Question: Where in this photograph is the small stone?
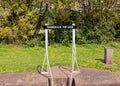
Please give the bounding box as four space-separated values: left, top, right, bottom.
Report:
5 83 11 86
16 79 23 85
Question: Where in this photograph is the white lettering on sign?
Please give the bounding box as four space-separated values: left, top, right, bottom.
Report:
68 26 73 28
62 26 67 28
47 26 62 29
45 25 76 29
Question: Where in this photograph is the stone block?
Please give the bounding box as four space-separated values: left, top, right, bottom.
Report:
104 47 114 65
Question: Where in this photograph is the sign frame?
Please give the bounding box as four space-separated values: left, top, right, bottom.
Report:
41 23 79 86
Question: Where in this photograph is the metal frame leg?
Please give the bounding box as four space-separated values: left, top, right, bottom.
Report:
69 24 80 86
41 24 54 86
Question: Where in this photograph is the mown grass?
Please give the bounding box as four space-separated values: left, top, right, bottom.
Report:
0 42 120 73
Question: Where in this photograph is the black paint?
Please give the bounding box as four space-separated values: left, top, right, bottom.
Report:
44 25 77 29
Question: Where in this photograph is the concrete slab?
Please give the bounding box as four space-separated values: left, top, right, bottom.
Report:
50 66 71 86
0 72 30 86
26 72 49 86
73 68 120 86
1 67 120 86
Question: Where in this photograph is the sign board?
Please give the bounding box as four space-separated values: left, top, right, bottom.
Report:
44 25 77 29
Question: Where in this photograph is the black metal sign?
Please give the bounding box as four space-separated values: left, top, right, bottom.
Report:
44 25 76 29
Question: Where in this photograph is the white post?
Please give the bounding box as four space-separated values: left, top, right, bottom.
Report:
72 24 75 73
45 24 48 70
69 23 80 86
41 24 54 86
72 23 79 73
41 24 49 74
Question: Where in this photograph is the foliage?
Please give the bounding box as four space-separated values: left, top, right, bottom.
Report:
0 0 120 45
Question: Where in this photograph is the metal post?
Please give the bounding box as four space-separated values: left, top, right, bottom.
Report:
69 23 80 86
41 24 54 86
72 26 79 73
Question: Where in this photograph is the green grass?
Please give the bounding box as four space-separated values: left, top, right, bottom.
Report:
0 42 120 73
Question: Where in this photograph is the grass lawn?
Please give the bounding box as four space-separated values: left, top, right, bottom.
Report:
0 42 120 73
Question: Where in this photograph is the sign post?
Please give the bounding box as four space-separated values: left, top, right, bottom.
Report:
69 24 80 86
41 23 80 86
41 24 54 86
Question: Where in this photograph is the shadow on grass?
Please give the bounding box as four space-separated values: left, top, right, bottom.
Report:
95 58 105 64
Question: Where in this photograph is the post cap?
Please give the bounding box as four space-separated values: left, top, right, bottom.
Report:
72 23 75 26
45 24 48 26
